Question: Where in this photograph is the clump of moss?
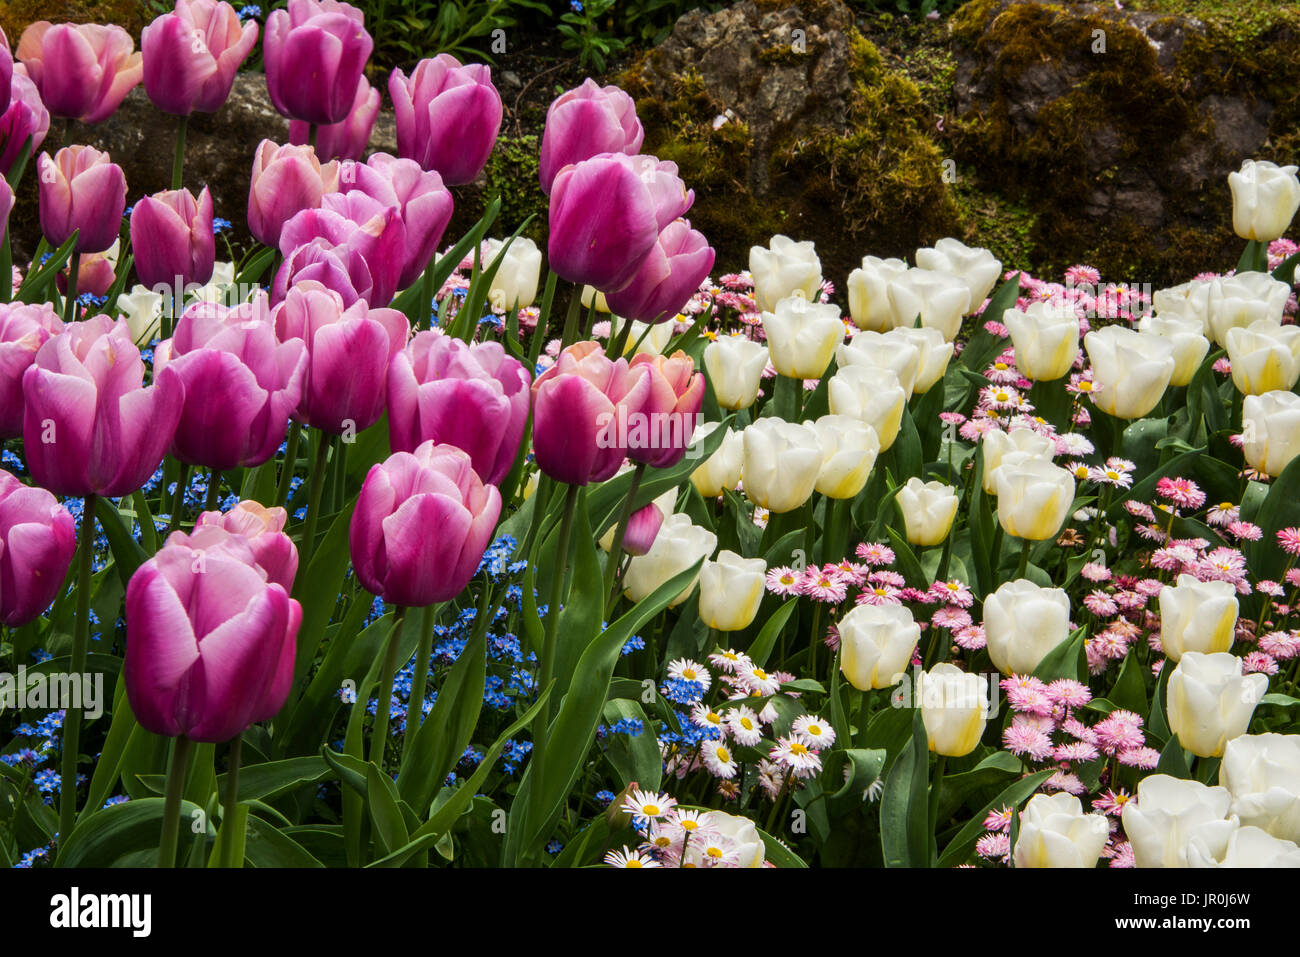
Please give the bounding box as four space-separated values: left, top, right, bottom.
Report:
480 134 547 245
0 0 149 42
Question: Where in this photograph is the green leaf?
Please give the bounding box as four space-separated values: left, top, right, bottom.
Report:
365 762 410 854
744 598 798 667
756 827 808 868
216 756 330 804
828 748 887 800
94 498 149 587
880 708 929 867
600 699 661 791
242 817 325 867
1033 632 1085 683
57 797 212 867
936 769 1054 868
1109 651 1148 716
290 502 355 687
885 526 927 588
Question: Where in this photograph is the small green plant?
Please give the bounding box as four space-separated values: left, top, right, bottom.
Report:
556 0 629 73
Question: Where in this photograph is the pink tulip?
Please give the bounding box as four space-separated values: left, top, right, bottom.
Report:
388 54 501 186
130 185 215 290
339 152 453 289
539 79 643 194
58 249 116 298
387 330 530 486
350 441 501 606
622 502 663 557
626 350 705 469
142 0 259 115
547 153 692 293
264 0 373 126
248 139 340 248
277 191 405 305
16 22 142 124
37 146 127 255
289 74 379 161
191 501 298 591
0 71 51 178
605 220 715 325
125 530 301 742
530 340 654 485
271 281 408 434
155 293 307 470
0 302 62 438
22 316 182 497
0 468 77 627
271 242 367 306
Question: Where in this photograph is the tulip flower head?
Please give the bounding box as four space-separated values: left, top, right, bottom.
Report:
17 22 142 124
248 139 341 249
142 0 260 115
130 186 216 290
0 468 77 627
37 146 127 254
539 79 644 193
0 302 62 438
389 53 502 186
290 74 380 161
1228 159 1300 242
264 0 373 126
0 71 50 178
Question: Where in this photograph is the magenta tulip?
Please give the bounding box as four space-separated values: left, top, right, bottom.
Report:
142 0 259 115
277 191 405 305
605 220 715 325
539 79 643 194
530 340 654 485
350 441 501 606
125 530 301 742
0 302 62 438
264 0 373 126
130 186 216 290
387 331 530 486
191 501 298 591
16 22 142 124
0 468 77 627
626 350 705 469
388 54 501 186
22 317 182 497
155 294 306 470
59 249 116 298
271 242 367 306
271 281 408 434
289 74 379 161
0 71 51 178
339 152 453 289
248 139 340 248
547 153 692 293
37 146 127 255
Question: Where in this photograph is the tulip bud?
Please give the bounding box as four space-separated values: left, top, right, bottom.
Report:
809 414 879 500
1136 313 1210 387
37 146 127 254
981 426 1056 494
994 459 1075 542
290 74 380 161
193 501 298 591
895 477 958 547
846 255 907 331
699 550 766 632
689 422 743 498
1224 319 1300 396
389 54 502 185
890 326 953 393
836 329 920 398
1242 390 1300 478
1004 300 1080 382
740 418 822 514
264 0 373 126
838 603 920 690
983 579 1071 675
620 502 665 557
914 238 1001 309
125 532 300 742
749 235 822 313
581 285 610 313
762 295 844 380
703 335 768 410
0 468 77 627
130 186 216 290
247 139 340 249
116 286 166 346
1228 159 1300 242
142 0 259 115
827 364 906 450
350 442 502 606
1083 326 1176 419
539 79 644 194
622 512 716 607
1121 775 1238 868
0 72 50 178
1220 734 1300 844
1013 793 1110 868
1168 652 1269 758
1158 574 1238 663
17 22 142 124
887 267 971 342
1205 271 1291 346
918 663 988 757
605 219 715 325
483 236 543 311
387 330 531 486
0 302 62 438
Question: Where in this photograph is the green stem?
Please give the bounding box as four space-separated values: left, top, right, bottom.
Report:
559 289 581 349
307 124 318 151
928 754 947 866
57 494 96 856
604 461 646 614
158 735 195 868
63 251 81 324
275 422 302 508
1015 538 1030 580
403 605 436 749
168 461 191 533
370 608 408 767
298 431 332 569
219 735 242 868
421 262 436 329
171 114 188 190
0 222 11 305
205 469 221 513
528 271 559 369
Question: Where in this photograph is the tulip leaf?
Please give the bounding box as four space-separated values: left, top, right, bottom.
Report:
1248 452 1300 580
1155 737 1192 779
1121 417 1170 481
892 405 924 484
289 501 356 688
1109 650 1149 716
79 676 137 825
56 796 212 868
935 769 1054 868
912 384 947 461
215 756 330 804
453 215 537 343
756 827 809 868
1147 661 1173 746
959 276 1020 372
17 231 78 304
744 598 798 667
241 816 325 867
1105 448 1204 521
1032 631 1086 684
599 699 661 791
365 762 410 854
880 707 929 868
931 751 1022 824
827 747 887 800
93 498 150 587
884 526 927 588
234 246 276 288
208 803 250 868
551 489 603 703
1236 238 1269 273
1272 250 1300 285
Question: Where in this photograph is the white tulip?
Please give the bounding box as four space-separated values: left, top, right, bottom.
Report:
918 663 988 757
993 458 1075 541
1220 734 1300 844
1223 319 1300 395
914 237 1001 308
703 335 769 410
622 512 716 607
886 267 971 342
983 579 1071 676
827 364 906 450
1136 313 1210 387
761 295 844 379
612 313 675 356
740 418 822 513
749 235 822 313
846 255 908 331
703 811 766 867
1013 793 1109 868
580 285 610 313
1228 159 1300 242
1242 390 1300 477
1205 271 1290 346
1158 574 1238 663
1187 825 1300 868
1083 326 1176 419
1153 279 1213 336
1121 775 1238 868
838 603 921 691
836 329 921 397
808 414 879 500
981 426 1056 494
894 477 958 547
699 550 766 632
889 326 953 393
116 285 166 345
1004 300 1080 381
1167 652 1269 758
483 236 542 310
689 422 744 497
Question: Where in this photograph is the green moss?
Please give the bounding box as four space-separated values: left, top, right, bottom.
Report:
950 182 1037 269
0 0 149 41
480 134 547 245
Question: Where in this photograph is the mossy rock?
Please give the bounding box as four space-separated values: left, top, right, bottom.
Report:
0 0 150 44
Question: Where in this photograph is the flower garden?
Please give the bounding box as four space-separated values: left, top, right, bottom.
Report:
0 0 1299 878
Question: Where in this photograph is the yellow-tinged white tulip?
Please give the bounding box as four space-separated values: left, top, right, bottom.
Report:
1242 390 1300 478
1121 775 1238 868
838 603 920 691
1205 271 1290 346
918 663 988 757
761 295 844 379
808 414 879 499
895 477 958 547
1013 793 1110 868
1004 300 1080 381
886 267 971 342
1220 734 1300 844
890 325 953 393
1167 652 1269 758
622 512 716 607
835 329 921 397
1228 159 1300 242
703 811 765 867
740 418 822 513
1153 279 1214 336
846 255 908 331
827 364 906 450
993 458 1075 541
749 235 822 313
483 236 542 310
1083 326 1176 419
1186 825 1300 868
983 579 1071 676
580 285 610 313
611 313 675 356
699 550 766 632
1224 319 1300 395
914 237 1001 308
1137 312 1210 387
703 335 769 410
1158 574 1238 663
689 422 744 497
981 426 1056 494
117 284 167 346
